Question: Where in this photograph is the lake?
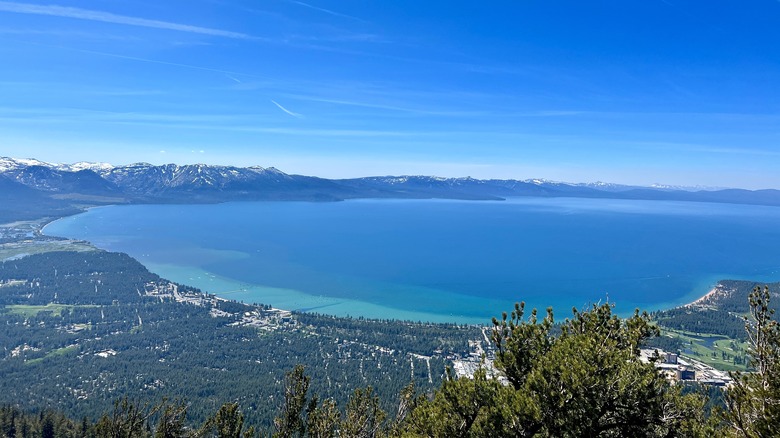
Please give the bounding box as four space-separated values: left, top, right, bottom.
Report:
43 198 780 324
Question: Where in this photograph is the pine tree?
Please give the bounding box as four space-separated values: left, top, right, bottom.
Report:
198 402 246 438
340 387 386 438
724 286 780 437
402 302 710 437
273 365 310 438
154 401 188 438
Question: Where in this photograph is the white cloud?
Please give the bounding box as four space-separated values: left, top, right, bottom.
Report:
43 45 268 79
270 100 303 118
0 1 252 39
286 0 365 22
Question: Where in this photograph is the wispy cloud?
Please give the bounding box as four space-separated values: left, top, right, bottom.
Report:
226 75 243 83
287 95 487 117
0 107 419 137
286 0 365 22
0 26 141 41
630 141 780 157
271 100 303 118
283 93 592 118
13 39 271 79
0 1 252 39
684 146 780 157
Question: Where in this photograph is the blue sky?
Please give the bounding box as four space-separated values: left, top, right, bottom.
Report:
0 0 779 188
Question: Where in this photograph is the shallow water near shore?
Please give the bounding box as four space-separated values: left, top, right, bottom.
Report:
44 198 780 323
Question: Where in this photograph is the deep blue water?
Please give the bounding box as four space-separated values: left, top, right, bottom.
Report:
44 198 780 323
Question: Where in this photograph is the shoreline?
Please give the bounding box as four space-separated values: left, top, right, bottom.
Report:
39 205 108 236
686 286 720 307
143 261 493 325
31 201 780 323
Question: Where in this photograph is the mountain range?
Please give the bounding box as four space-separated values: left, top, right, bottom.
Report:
2 156 780 222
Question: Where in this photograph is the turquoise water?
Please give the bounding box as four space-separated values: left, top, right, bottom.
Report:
44 198 780 324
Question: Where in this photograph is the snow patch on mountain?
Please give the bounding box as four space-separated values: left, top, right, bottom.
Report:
0 157 55 172
1 157 115 174
63 161 115 174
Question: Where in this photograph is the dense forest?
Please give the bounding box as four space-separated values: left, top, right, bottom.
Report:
0 251 482 429
652 280 780 342
2 286 779 436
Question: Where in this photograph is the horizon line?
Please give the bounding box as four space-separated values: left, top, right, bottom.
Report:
0 155 756 192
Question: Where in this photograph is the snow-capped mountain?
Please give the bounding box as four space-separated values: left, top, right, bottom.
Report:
2 156 780 209
102 163 293 192
0 158 119 195
0 157 55 172
60 161 115 174
0 157 318 199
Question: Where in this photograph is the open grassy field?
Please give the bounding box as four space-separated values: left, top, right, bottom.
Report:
4 303 97 317
0 239 96 261
25 345 80 366
663 327 750 372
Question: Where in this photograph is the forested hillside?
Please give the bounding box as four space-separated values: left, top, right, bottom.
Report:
3 287 780 437
650 280 780 369
0 251 482 429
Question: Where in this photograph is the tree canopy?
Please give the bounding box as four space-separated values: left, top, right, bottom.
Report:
4 288 780 437
402 302 710 437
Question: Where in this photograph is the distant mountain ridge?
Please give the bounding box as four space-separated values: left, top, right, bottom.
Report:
2 157 780 221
